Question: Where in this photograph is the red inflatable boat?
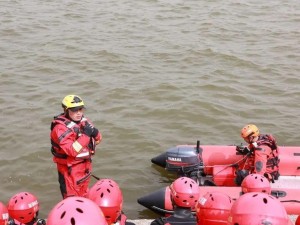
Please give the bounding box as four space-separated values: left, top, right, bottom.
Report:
140 142 300 215
151 143 300 186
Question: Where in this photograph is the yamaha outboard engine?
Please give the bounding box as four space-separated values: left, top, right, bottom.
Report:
165 140 204 178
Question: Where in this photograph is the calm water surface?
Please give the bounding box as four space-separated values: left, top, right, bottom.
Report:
0 0 299 219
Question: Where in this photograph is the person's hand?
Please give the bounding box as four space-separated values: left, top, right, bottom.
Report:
82 122 99 138
91 127 99 138
82 122 94 137
236 145 251 155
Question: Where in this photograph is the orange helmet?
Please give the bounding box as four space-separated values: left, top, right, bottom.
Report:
241 124 259 139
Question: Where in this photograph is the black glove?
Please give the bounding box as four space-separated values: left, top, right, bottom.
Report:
82 122 94 137
91 127 99 138
83 122 99 138
236 145 251 155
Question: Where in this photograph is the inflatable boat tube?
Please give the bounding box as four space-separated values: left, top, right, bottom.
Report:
137 184 300 216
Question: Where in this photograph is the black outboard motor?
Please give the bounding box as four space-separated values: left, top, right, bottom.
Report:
165 140 204 178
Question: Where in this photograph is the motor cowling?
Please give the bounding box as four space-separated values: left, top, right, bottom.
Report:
165 146 202 174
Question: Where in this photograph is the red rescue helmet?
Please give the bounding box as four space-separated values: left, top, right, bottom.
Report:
228 192 289 225
88 179 123 224
170 177 200 208
241 174 271 194
196 191 232 225
7 192 39 224
47 196 107 225
0 202 9 225
88 178 119 201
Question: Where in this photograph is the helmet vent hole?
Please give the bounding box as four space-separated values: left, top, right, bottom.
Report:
107 188 111 193
61 211 66 219
101 193 104 198
76 208 83 213
71 217 75 225
263 198 268 204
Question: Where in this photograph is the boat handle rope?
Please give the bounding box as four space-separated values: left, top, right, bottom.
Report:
91 174 101 180
202 153 251 177
280 200 300 203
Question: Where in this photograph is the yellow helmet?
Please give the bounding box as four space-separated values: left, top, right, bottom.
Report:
241 124 259 139
62 95 85 110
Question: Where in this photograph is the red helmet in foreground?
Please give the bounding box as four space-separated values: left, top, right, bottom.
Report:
7 192 39 224
170 177 200 208
241 174 271 194
88 178 123 224
88 178 119 201
196 191 232 225
228 192 289 225
47 197 107 225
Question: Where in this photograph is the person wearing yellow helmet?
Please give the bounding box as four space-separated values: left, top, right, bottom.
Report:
50 95 102 198
235 124 279 185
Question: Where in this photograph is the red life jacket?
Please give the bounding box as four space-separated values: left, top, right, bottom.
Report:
50 114 94 165
256 134 279 168
256 134 278 151
251 134 280 180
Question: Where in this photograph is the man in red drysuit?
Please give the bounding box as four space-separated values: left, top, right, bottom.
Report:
50 95 102 198
235 124 279 185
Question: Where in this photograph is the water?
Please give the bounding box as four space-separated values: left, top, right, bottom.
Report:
0 0 299 219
